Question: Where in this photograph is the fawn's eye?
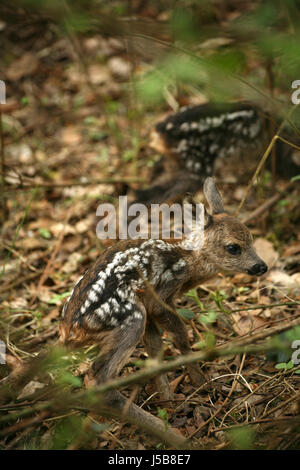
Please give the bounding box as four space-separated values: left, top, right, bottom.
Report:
225 244 241 255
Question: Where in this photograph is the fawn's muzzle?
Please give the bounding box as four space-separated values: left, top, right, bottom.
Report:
247 262 268 276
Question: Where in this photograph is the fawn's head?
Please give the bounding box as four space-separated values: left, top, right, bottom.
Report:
201 178 267 276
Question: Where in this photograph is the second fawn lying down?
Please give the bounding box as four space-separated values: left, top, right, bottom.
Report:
59 177 267 446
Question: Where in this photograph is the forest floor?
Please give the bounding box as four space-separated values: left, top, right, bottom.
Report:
0 9 300 450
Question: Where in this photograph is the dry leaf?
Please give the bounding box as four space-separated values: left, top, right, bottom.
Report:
283 244 300 257
107 57 132 80
75 216 94 234
17 380 45 399
267 269 300 295
62 252 82 273
61 126 82 146
169 374 185 394
232 312 266 336
6 53 39 81
88 64 110 85
253 238 279 269
50 222 75 237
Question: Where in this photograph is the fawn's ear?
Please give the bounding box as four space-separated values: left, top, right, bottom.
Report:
183 193 212 227
203 177 225 215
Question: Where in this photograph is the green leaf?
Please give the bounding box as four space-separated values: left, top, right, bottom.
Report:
199 310 216 325
171 9 197 42
157 407 169 431
49 292 71 305
58 372 82 388
275 360 294 370
228 427 255 450
204 331 216 349
39 228 51 239
51 415 84 450
177 308 195 319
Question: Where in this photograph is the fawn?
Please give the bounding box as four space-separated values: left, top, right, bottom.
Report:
59 177 267 446
133 102 300 206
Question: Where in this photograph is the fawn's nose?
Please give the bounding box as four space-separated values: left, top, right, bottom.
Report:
247 262 268 276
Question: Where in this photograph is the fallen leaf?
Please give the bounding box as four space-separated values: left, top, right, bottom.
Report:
267 269 300 295
50 222 75 238
75 216 94 233
61 126 82 146
62 252 82 273
17 380 45 399
6 53 39 81
107 57 132 80
169 374 185 394
232 312 266 336
283 244 300 257
253 238 279 269
88 64 110 85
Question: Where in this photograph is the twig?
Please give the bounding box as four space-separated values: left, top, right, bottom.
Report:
2 325 298 422
212 415 300 433
0 103 8 224
188 353 247 438
241 182 293 224
29 207 73 306
0 411 49 438
260 390 300 419
2 177 146 193
236 132 300 215
0 271 41 295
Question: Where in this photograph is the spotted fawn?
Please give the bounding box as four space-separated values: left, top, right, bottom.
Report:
134 102 300 205
59 177 267 446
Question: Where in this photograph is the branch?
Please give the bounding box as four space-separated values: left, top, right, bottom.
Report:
2 177 146 193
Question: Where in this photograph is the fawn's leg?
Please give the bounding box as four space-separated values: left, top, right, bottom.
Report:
85 311 146 388
84 307 186 448
154 308 206 386
143 317 172 400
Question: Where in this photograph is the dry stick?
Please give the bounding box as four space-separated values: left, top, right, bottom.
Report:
235 133 300 216
213 368 298 432
0 337 298 448
5 425 35 449
0 271 41 295
188 353 247 439
129 316 300 409
61 0 101 100
1 316 299 444
0 411 49 438
241 182 293 224
204 301 298 316
0 103 8 224
2 309 299 408
265 59 276 189
3 176 145 193
109 385 141 451
219 313 300 349
260 390 300 420
213 415 300 433
211 364 300 432
30 206 73 306
0 341 292 424
217 368 284 429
